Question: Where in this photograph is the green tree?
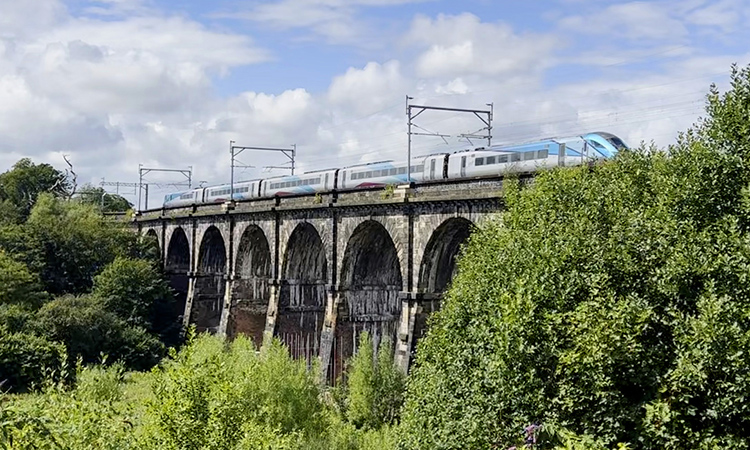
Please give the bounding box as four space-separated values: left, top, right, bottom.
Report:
30 295 165 371
399 64 750 450
93 257 177 341
26 193 140 294
346 333 405 430
0 250 46 307
76 184 132 213
0 158 70 221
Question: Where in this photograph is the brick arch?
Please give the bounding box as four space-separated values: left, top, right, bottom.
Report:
277 222 328 365
418 217 474 294
336 215 408 288
229 224 273 344
190 226 227 333
333 219 403 381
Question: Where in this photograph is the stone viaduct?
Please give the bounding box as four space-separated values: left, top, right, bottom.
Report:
134 178 512 380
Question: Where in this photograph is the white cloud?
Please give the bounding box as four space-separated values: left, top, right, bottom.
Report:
407 13 559 78
559 1 688 42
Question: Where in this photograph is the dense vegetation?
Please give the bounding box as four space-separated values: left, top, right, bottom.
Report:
398 64 750 449
0 159 168 393
5 64 750 449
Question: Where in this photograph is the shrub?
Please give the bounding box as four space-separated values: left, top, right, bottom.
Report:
0 328 66 393
31 295 164 371
346 332 405 429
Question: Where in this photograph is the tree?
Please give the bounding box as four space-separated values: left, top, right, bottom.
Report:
0 250 46 307
76 184 132 213
398 64 750 450
25 193 141 295
30 295 165 371
93 257 176 339
0 158 70 221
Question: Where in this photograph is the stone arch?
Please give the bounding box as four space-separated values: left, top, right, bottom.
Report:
413 217 473 356
143 228 161 262
334 220 403 381
277 222 328 365
165 227 190 323
418 217 473 294
191 226 226 333
229 225 273 346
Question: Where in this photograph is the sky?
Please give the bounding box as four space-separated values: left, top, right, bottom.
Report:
1 0 749 207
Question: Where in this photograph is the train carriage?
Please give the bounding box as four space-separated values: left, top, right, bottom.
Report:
204 180 259 203
261 169 337 197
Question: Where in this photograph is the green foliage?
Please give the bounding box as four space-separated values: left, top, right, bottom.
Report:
0 328 66 393
1 334 397 449
399 64 750 449
0 158 70 221
76 184 133 213
26 193 141 294
345 332 405 429
93 257 174 335
31 295 165 371
0 250 46 307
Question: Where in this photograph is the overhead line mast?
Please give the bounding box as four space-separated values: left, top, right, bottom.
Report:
406 96 493 183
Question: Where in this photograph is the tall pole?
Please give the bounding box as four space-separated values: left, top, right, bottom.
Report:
406 95 413 183
291 144 296 176
229 140 236 202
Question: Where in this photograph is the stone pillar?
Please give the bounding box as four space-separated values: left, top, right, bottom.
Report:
182 271 197 331
319 285 340 383
217 274 235 337
263 281 280 346
395 292 418 372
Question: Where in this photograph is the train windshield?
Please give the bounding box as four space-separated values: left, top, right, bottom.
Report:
607 136 628 150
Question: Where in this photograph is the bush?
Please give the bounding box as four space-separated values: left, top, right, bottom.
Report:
0 328 66 393
31 295 165 371
93 257 174 333
345 332 405 429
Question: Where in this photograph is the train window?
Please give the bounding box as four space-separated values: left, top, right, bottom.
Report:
511 153 522 162
398 167 406 175
498 155 508 163
390 168 398 175
523 151 535 161
486 156 496 165
365 171 372 178
418 165 424 172
537 150 548 159
476 157 484 166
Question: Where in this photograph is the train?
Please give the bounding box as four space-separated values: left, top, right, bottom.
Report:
163 131 627 208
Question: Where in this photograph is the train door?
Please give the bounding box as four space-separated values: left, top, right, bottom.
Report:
430 159 436 180
324 173 330 191
460 156 467 178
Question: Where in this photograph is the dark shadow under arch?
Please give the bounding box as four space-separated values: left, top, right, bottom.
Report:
165 228 190 325
277 222 327 365
333 220 402 381
229 225 272 346
191 226 226 333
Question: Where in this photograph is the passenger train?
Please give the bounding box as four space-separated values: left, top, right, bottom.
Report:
163 132 627 208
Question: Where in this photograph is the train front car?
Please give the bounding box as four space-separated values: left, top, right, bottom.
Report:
261 169 337 197
582 132 628 158
163 188 203 208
